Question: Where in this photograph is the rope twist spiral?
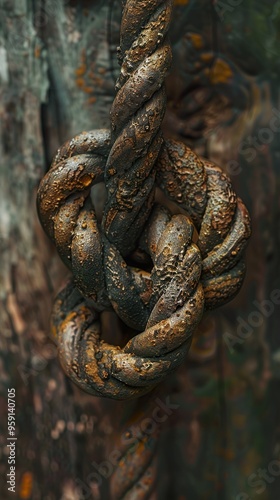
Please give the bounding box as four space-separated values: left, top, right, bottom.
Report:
37 2 251 495
37 0 251 401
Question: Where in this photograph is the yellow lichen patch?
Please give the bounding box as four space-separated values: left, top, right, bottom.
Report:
188 33 203 50
75 49 87 78
83 86 95 94
75 64 87 77
89 69 103 87
19 471 33 499
76 77 85 89
200 52 213 63
75 50 96 101
209 58 233 85
87 96 97 105
34 46 40 58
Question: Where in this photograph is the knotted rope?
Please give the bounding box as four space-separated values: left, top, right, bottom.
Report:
102 0 173 255
37 2 251 496
37 0 251 402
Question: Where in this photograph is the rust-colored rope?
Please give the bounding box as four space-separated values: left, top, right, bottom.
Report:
102 0 173 256
37 0 251 399
37 2 251 496
37 129 250 400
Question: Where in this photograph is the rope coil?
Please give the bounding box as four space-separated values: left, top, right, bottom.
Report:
37 130 250 400
37 0 251 401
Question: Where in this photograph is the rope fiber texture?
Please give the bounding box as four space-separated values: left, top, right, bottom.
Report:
37 0 251 401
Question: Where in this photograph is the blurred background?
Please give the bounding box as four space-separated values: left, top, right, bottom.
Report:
0 0 279 498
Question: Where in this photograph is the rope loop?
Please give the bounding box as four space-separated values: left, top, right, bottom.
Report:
37 129 250 400
37 0 251 400
37 2 251 495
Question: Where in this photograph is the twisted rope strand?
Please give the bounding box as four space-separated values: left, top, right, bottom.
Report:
37 128 250 400
37 1 251 495
102 0 173 256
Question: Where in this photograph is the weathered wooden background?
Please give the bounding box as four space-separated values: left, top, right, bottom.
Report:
0 1 280 499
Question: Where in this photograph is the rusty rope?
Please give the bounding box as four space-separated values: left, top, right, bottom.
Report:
109 392 162 500
37 1 251 496
102 0 173 256
37 0 251 401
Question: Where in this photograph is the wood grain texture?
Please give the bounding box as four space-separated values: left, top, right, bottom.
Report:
0 1 280 499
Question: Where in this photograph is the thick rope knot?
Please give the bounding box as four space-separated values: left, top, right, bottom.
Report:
36 1 251 496
37 129 251 400
36 0 251 402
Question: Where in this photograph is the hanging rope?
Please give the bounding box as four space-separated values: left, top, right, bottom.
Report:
102 0 173 255
37 0 251 400
109 392 162 499
37 1 251 496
